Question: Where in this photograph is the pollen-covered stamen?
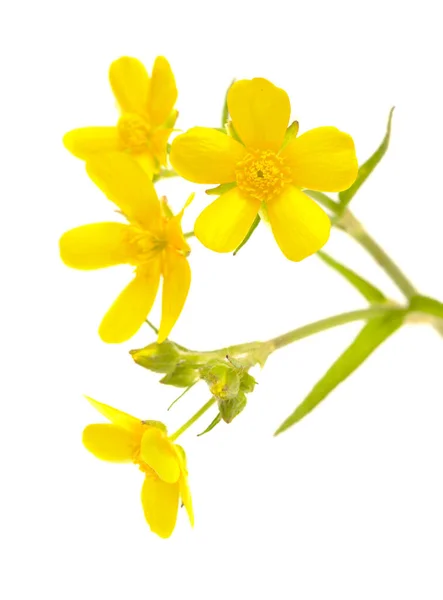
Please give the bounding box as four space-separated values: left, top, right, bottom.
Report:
132 449 159 478
235 150 292 202
126 227 167 265
118 113 151 152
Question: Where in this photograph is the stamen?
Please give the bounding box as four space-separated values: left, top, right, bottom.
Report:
235 150 292 202
118 113 151 152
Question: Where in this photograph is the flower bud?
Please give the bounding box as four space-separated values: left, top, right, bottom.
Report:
130 340 181 374
160 364 200 388
200 360 240 400
218 391 247 423
240 371 256 393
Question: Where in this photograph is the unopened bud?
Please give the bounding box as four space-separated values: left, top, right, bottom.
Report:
201 360 240 400
218 391 247 423
130 340 180 374
160 364 200 388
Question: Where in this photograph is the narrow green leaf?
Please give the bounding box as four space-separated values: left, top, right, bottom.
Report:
233 214 261 256
275 312 405 435
318 251 386 303
197 413 222 436
206 182 237 196
221 79 235 127
167 382 197 411
409 295 443 319
339 107 395 206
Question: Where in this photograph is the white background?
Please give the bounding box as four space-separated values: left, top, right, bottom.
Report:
1 1 443 598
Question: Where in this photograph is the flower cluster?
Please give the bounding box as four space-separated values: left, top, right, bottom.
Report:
61 55 358 537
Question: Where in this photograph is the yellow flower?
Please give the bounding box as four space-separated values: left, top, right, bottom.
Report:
59 153 192 344
64 56 177 177
170 78 358 261
82 396 193 538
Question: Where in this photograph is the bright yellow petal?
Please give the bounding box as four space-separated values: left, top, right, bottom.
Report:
140 428 180 484
82 424 137 462
133 153 156 178
84 396 142 434
59 222 132 270
147 56 177 127
99 262 161 343
281 127 358 192
227 78 290 152
150 128 173 168
109 56 149 115
164 193 193 255
86 153 161 232
157 250 191 343
141 476 179 538
63 127 121 160
175 445 194 527
170 127 246 184
194 187 260 253
267 186 331 261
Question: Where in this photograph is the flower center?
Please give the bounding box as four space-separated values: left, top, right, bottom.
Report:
132 449 159 479
126 228 167 265
235 150 291 202
118 113 151 152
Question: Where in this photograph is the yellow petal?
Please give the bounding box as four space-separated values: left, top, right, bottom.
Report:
281 127 358 192
86 153 161 232
63 127 121 160
194 187 260 253
157 250 191 343
141 476 179 538
147 56 177 127
99 262 161 343
84 396 142 434
267 186 331 261
227 78 290 152
175 445 194 527
133 153 156 178
82 424 137 462
59 222 132 270
109 56 149 115
140 428 180 484
170 127 246 184
150 128 173 168
164 193 193 255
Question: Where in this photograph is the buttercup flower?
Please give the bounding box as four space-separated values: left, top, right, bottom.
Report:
82 396 193 538
170 78 358 261
64 56 177 177
59 153 192 343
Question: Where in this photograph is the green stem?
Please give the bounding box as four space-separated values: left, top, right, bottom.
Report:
145 319 159 335
169 397 216 441
184 231 195 239
263 305 402 353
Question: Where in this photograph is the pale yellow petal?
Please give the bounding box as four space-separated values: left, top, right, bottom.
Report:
157 250 191 344
147 56 177 127
141 476 179 538
84 396 142 434
99 262 161 343
140 428 180 484
281 127 358 192
109 56 149 115
194 187 260 253
267 186 331 261
82 424 137 462
63 127 121 160
170 127 246 184
227 78 290 151
59 222 132 270
86 153 161 231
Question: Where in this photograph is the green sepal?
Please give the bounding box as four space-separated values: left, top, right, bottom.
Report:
275 311 405 435
141 420 167 433
240 371 257 393
221 79 235 127
218 391 247 423
205 182 237 196
226 120 242 143
197 413 222 436
201 360 240 400
160 365 200 388
152 169 178 184
233 214 261 256
317 251 387 303
409 295 443 319
339 107 395 207
130 340 180 374
281 120 299 150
